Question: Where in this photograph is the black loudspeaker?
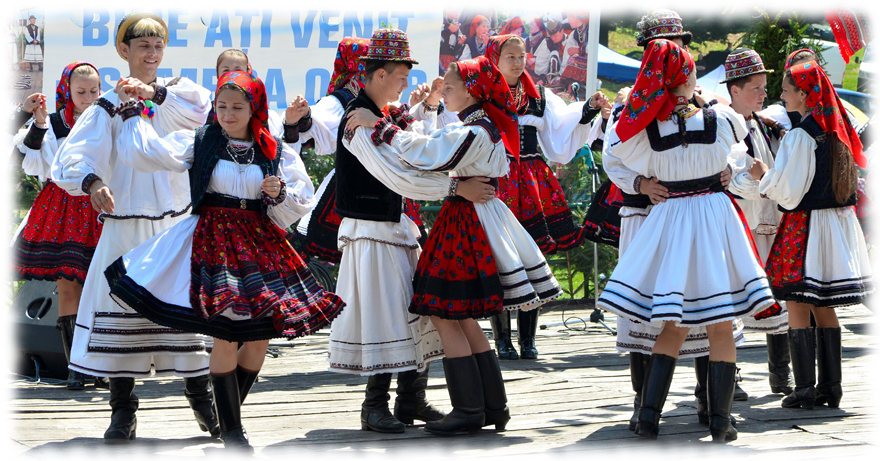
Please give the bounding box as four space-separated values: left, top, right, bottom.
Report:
11 280 68 379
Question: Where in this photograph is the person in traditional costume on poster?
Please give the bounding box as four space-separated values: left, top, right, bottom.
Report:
440 10 466 75
598 39 778 443
51 12 217 443
292 38 442 264
458 15 491 61
749 60 873 411
482 34 607 361
22 15 42 71
345 55 563 435
11 62 105 391
528 18 564 87
722 49 794 396
327 28 496 434
106 71 345 451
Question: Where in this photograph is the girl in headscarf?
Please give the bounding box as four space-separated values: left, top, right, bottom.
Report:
749 61 872 411
498 16 524 37
293 38 431 263
483 34 606 360
344 55 562 436
106 71 346 451
598 39 777 443
12 62 103 390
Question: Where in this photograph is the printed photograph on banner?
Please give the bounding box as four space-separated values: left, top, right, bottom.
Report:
42 9 441 115
439 8 591 102
10 8 45 104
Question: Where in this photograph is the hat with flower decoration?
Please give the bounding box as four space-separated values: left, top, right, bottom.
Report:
720 48 773 83
636 9 692 48
360 28 419 64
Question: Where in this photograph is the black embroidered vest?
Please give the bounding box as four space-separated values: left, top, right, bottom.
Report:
190 124 282 215
782 114 857 212
329 87 357 109
518 86 547 159
49 112 70 140
334 91 403 222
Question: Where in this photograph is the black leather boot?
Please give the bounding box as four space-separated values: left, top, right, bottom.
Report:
629 353 649 431
767 332 794 394
361 373 405 433
425 356 485 435
236 366 260 404
394 363 445 425
694 355 709 425
474 350 510 431
695 356 737 428
517 309 540 360
489 312 519 360
635 354 676 440
707 361 738 443
184 374 220 438
815 327 843 408
57 315 86 390
781 328 816 409
212 371 252 452
104 378 138 443
733 368 749 401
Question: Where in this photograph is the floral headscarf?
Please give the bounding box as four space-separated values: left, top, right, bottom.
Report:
789 61 865 168
57 62 99 128
216 71 277 159
486 34 539 114
616 39 695 144
784 48 815 69
498 17 524 36
327 38 370 95
456 56 520 158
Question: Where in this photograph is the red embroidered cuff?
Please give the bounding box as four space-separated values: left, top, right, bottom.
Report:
388 104 416 129
370 116 400 146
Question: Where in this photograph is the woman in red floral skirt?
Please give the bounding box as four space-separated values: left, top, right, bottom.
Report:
12 62 104 390
105 71 345 451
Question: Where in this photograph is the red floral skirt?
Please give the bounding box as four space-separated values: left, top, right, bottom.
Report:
190 207 345 340
581 179 624 248
498 156 584 254
300 173 427 262
15 181 103 283
765 210 811 298
410 197 504 319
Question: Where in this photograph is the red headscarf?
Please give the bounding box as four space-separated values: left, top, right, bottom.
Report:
470 15 489 37
486 34 539 113
455 56 520 159
784 48 815 69
498 17 524 36
616 39 695 144
216 71 277 159
56 61 99 128
789 61 865 168
327 37 370 95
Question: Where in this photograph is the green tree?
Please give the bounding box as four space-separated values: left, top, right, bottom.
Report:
739 9 828 102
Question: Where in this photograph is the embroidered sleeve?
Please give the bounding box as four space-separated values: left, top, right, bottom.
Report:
117 101 144 122
22 122 48 150
580 103 601 125
282 123 300 144
370 116 400 146
262 178 287 205
388 104 416 130
296 109 313 133
151 84 167 105
94 98 117 117
82 173 101 194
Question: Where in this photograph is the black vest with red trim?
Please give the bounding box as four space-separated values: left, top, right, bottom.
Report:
782 114 857 212
334 91 403 222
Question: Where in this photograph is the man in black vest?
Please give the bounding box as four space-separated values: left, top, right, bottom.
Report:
724 49 793 398
328 28 495 433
